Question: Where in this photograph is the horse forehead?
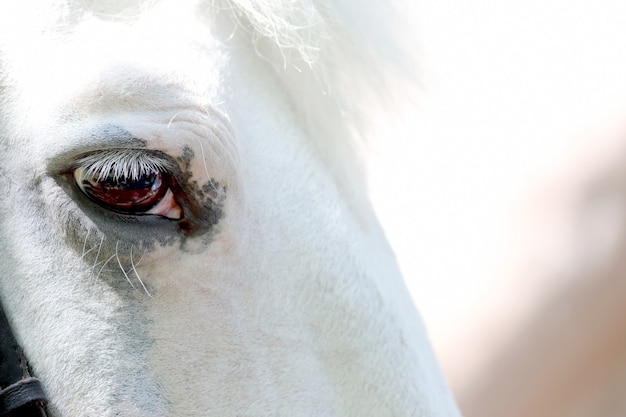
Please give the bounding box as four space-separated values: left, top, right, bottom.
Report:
4 9 223 119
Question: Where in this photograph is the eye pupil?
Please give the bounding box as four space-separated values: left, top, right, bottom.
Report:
79 171 168 213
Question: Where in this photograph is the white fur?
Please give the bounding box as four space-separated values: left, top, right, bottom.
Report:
0 1 458 416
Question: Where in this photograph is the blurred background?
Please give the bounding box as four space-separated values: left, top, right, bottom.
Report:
368 1 626 416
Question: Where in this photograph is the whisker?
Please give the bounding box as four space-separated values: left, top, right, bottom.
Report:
130 245 153 298
167 111 184 128
116 241 137 290
195 135 212 183
93 254 116 284
133 247 147 268
90 255 115 283
91 234 105 271
81 228 91 261
82 245 98 260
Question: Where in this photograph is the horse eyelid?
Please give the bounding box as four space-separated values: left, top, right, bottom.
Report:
71 149 177 181
69 149 184 219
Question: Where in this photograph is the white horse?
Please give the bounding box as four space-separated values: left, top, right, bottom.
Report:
0 1 459 416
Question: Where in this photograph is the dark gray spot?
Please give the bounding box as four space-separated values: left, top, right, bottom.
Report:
171 145 226 240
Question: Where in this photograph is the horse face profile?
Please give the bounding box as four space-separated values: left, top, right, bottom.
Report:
0 1 459 416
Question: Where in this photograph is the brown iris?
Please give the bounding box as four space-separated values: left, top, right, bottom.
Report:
77 170 168 214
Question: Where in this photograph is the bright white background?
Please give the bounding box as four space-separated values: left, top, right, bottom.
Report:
368 0 626 383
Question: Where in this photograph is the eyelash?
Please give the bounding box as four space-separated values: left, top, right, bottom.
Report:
72 150 183 219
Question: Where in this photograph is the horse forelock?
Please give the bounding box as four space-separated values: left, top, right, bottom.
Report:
217 0 418 131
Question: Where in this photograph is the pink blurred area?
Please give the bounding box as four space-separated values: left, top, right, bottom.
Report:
369 1 626 416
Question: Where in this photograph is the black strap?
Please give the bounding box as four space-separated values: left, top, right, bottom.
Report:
0 302 48 417
0 379 47 417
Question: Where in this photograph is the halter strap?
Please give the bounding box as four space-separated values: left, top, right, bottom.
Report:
0 302 48 417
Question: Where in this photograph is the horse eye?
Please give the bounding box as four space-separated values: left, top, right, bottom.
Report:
74 167 183 219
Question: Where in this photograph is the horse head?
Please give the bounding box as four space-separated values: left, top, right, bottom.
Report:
0 1 460 416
